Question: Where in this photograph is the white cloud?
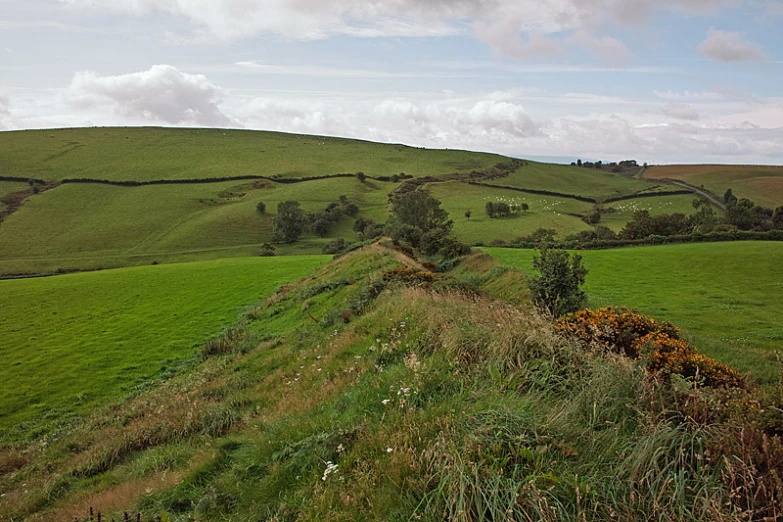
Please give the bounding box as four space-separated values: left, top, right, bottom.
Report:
662 103 700 120
698 27 767 62
68 65 234 126
0 92 11 129
57 0 750 65
654 90 724 100
571 31 633 67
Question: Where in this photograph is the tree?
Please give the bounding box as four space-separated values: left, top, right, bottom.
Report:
577 159 582 167
465 209 472 220
529 247 587 317
256 201 266 214
724 189 737 208
485 201 495 218
521 203 529 213
773 206 783 230
356 171 367 183
389 191 452 233
272 201 307 243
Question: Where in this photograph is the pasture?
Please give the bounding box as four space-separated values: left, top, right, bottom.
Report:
0 176 388 275
0 255 327 441
484 242 783 382
0 127 505 182
499 161 656 199
646 164 783 209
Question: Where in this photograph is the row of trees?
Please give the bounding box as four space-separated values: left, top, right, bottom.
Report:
270 196 360 243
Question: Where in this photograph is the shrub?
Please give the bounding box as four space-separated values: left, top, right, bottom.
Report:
256 201 266 214
635 332 745 388
382 266 435 287
556 306 680 358
529 247 587 317
322 237 347 255
557 307 744 388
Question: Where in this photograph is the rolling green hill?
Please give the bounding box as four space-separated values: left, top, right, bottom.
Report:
1 127 734 276
0 127 505 182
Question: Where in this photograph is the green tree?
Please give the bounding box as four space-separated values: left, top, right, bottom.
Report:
529 247 588 317
521 203 529 213
256 201 266 214
356 171 367 183
388 191 452 233
773 206 783 230
465 209 472 220
272 201 307 243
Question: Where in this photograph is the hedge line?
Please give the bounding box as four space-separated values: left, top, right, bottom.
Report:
488 229 783 250
59 173 357 187
603 190 693 203
0 176 47 184
467 181 597 203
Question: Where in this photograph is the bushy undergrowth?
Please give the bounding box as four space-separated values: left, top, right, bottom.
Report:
556 307 745 388
1 248 781 521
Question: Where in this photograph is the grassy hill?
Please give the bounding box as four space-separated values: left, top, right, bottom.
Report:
645 164 783 209
2 245 781 521
485 242 783 382
1 127 741 277
0 256 327 441
0 127 505 182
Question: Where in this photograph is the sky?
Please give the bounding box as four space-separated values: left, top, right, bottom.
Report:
1 0 781 164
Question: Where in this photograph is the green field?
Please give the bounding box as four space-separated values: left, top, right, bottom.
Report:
430 181 594 243
501 161 656 199
0 176 389 275
0 127 505 182
0 255 327 440
484 242 783 382
600 194 702 231
646 164 783 209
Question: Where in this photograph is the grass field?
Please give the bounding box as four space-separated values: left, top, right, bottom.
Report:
502 161 656 199
430 181 594 243
484 242 783 382
600 194 701 231
646 164 783 209
0 176 388 275
0 255 327 441
0 127 506 182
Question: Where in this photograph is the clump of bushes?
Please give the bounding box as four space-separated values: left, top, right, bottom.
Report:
382 265 436 287
556 307 744 388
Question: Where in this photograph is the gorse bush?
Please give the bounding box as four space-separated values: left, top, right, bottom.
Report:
557 307 745 388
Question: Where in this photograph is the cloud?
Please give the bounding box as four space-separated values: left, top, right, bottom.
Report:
654 90 724 100
661 103 700 120
571 31 633 67
698 27 767 62
57 0 749 65
68 65 233 126
0 92 10 129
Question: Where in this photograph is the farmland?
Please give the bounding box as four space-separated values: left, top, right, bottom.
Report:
484 242 783 382
0 255 327 441
0 127 505 182
646 164 783 209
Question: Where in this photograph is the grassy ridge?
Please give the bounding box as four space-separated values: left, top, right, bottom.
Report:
484 242 783 381
0 255 327 440
0 127 505 182
2 247 779 521
646 164 783 208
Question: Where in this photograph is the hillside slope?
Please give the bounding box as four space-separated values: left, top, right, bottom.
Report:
2 245 780 522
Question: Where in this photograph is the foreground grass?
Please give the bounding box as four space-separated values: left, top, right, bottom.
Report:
0 127 505 182
0 256 327 441
485 242 783 382
2 246 779 522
